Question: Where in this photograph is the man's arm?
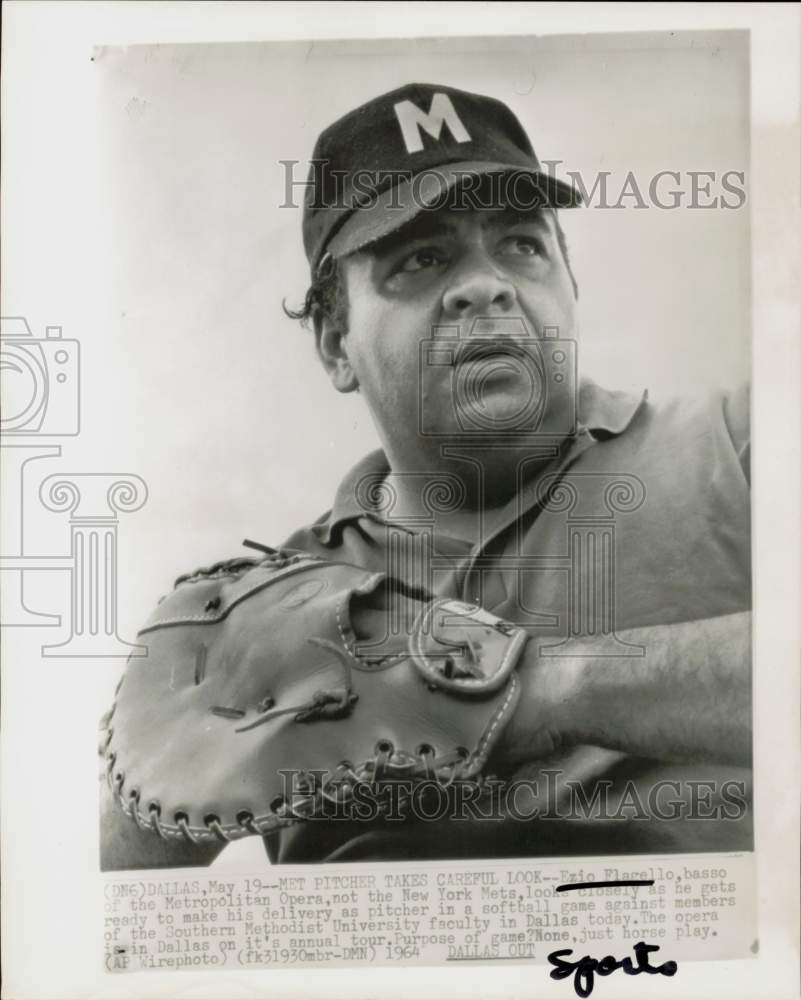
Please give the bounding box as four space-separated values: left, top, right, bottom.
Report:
503 611 752 767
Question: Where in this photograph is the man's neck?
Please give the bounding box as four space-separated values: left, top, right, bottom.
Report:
382 439 564 544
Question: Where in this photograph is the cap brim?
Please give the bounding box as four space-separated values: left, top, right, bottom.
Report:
326 161 581 261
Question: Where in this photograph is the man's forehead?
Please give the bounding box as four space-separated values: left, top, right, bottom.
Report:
362 204 556 255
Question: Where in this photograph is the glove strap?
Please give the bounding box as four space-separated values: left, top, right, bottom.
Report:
409 598 529 696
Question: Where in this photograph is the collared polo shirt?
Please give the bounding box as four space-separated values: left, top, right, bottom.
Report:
266 379 751 863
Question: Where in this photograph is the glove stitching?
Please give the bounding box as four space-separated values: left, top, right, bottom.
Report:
473 673 519 766
175 552 322 588
109 727 508 843
142 559 356 632
112 767 306 842
335 602 408 669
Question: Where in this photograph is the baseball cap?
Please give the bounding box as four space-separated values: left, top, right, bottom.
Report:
302 82 581 274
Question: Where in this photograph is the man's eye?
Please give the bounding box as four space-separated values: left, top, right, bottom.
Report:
499 236 544 257
398 249 446 273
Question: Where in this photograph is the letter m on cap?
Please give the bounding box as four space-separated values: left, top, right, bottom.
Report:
393 93 471 154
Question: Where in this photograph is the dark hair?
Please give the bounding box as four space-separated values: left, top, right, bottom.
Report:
283 211 578 330
282 252 348 330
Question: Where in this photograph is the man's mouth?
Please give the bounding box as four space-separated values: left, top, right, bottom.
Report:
453 339 531 368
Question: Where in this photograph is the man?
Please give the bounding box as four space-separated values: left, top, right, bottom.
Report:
100 83 751 869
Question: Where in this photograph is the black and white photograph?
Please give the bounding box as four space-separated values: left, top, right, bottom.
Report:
2 4 799 999
97 33 754 871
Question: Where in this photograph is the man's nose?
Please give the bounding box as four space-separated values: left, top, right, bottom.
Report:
441 253 517 318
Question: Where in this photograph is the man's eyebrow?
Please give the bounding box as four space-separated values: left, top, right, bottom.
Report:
368 207 556 258
488 207 554 232
378 216 460 246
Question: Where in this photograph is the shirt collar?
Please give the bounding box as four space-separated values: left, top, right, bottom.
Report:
578 378 649 440
317 378 647 542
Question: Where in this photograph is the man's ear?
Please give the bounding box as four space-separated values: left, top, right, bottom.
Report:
314 312 359 394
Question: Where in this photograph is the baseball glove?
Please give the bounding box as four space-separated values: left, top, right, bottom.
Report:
100 547 530 846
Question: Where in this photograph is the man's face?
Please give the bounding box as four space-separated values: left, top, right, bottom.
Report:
323 203 578 463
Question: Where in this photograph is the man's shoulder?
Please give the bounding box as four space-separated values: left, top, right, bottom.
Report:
599 381 751 484
608 383 750 450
